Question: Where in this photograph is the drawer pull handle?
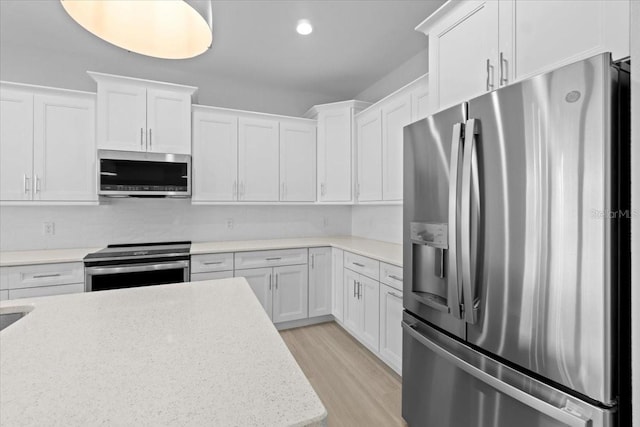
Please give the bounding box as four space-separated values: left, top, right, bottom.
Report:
353 262 365 267
389 291 403 299
266 257 282 261
33 273 62 279
203 261 223 265
389 274 403 282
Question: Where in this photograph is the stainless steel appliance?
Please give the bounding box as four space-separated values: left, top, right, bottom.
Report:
98 150 191 197
402 53 631 427
84 242 191 292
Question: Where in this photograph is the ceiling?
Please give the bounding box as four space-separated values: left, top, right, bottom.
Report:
0 0 443 103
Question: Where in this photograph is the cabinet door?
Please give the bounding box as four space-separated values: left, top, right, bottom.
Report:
308 247 332 317
499 0 629 85
343 269 362 335
331 248 345 322
380 284 403 374
359 274 380 351
0 88 33 201
192 110 238 201
32 93 96 201
381 95 411 201
235 267 273 319
356 109 382 201
146 88 192 154
317 108 352 202
8 283 84 300
238 117 279 201
272 264 308 323
430 0 499 110
279 121 316 202
411 83 430 122
96 82 147 152
191 271 234 282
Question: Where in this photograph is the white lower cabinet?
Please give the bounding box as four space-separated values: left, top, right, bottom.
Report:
343 268 380 352
191 271 234 282
8 283 84 300
308 247 332 317
379 284 403 374
235 264 308 323
0 262 85 300
331 248 344 321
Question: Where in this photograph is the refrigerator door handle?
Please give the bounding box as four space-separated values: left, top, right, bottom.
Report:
401 321 591 427
447 122 464 319
461 119 479 324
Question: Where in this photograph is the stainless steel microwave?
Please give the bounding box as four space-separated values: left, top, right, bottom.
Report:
98 150 191 197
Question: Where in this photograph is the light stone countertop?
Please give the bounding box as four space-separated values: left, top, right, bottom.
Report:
0 279 327 427
0 236 402 267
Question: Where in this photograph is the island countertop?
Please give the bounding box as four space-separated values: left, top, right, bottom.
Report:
0 279 327 426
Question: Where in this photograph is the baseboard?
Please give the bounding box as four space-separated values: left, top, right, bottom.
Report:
275 315 334 331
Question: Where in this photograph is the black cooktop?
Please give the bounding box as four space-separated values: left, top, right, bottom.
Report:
84 241 191 262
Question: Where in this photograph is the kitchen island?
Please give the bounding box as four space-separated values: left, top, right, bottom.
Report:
0 279 327 426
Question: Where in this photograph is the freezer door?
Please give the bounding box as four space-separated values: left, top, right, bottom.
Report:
403 103 467 338
463 53 618 404
402 312 615 427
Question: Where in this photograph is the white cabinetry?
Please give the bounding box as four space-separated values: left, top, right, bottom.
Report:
379 284 403 374
90 72 196 155
0 83 96 203
331 248 344 321
343 268 380 352
381 94 412 201
191 253 234 282
238 117 280 201
192 108 238 202
356 109 382 202
272 264 309 323
0 262 85 300
306 101 370 203
308 247 332 317
417 0 629 111
235 267 273 315
279 120 316 202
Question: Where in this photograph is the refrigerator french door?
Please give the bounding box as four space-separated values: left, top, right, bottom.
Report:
402 53 630 427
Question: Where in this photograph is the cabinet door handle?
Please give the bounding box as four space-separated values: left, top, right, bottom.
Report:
203 261 223 265
356 183 361 199
389 274 403 282
486 59 495 91
499 52 508 86
321 183 326 196
140 128 144 149
33 273 61 279
353 280 357 297
269 274 272 290
275 273 278 290
35 175 41 194
239 182 244 199
311 254 315 269
389 291 402 299
23 174 30 194
353 262 365 268
232 181 237 199
357 281 362 299
266 257 282 261
281 182 285 200
148 128 152 150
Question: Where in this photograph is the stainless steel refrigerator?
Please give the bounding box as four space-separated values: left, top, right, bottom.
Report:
402 53 630 427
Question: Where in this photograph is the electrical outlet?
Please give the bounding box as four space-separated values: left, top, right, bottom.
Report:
43 221 55 236
322 217 329 228
226 218 234 229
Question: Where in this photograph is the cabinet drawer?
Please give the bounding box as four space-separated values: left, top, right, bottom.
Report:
8 282 84 300
380 262 403 291
191 271 234 282
234 249 308 269
191 253 234 273
0 290 8 301
344 252 379 281
0 262 84 290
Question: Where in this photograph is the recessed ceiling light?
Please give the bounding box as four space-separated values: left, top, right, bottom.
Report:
296 19 313 36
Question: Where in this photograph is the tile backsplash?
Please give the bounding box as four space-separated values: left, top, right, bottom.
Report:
0 199 351 251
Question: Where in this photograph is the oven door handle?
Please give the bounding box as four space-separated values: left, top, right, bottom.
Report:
85 261 190 276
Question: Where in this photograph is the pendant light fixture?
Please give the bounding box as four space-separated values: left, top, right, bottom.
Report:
60 0 213 59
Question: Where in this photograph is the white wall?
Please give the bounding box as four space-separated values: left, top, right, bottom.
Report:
630 2 639 426
0 201 351 251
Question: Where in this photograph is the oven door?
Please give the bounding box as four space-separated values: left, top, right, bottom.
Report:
85 260 190 292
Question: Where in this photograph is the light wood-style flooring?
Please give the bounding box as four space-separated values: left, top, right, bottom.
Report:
280 321 406 427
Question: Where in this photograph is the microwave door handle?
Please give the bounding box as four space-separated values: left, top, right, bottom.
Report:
447 122 464 319
461 118 479 324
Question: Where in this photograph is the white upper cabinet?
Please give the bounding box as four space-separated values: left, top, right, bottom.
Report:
33 93 96 201
309 101 370 203
498 0 630 85
0 87 33 201
90 72 196 155
192 108 238 202
0 83 96 203
381 94 411 201
238 117 279 201
417 0 629 111
411 82 430 122
146 88 192 154
356 109 382 202
279 120 316 202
